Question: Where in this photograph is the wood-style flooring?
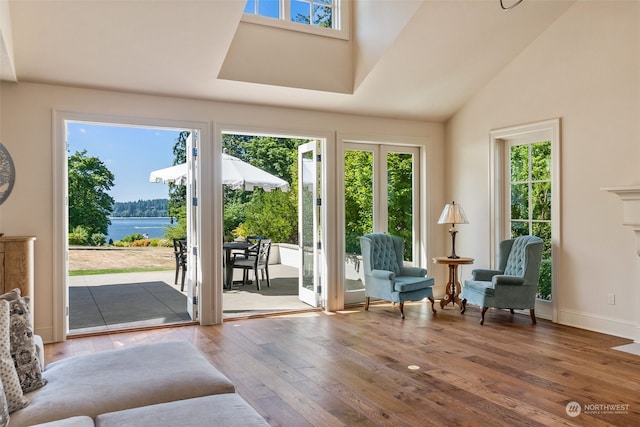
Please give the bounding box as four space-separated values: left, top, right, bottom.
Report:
45 302 640 426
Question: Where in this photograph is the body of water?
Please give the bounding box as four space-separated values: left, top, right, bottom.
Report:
107 217 173 242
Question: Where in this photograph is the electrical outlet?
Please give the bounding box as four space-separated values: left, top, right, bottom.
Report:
607 293 615 305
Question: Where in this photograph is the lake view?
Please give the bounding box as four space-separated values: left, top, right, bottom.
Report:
107 217 173 242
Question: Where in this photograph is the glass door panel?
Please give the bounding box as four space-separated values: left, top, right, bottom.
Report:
343 143 420 304
385 150 415 263
298 141 321 307
343 148 373 304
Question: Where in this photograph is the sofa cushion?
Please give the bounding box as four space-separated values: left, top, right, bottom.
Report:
96 394 269 427
464 280 495 296
0 377 9 427
9 341 236 426
394 276 434 293
0 300 28 413
7 296 47 393
31 416 95 427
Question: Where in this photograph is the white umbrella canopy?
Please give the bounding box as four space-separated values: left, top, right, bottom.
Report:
149 153 290 192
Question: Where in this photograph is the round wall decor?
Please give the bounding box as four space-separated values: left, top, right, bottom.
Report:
0 143 16 205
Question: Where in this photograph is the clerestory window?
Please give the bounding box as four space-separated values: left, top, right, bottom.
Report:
243 0 347 38
245 0 336 28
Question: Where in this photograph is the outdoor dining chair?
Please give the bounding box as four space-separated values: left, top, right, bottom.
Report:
232 239 272 290
232 235 264 262
173 238 187 291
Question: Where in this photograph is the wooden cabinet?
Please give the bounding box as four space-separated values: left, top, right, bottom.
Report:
0 236 35 301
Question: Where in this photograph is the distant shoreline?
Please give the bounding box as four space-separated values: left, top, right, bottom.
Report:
108 217 173 220
107 217 174 241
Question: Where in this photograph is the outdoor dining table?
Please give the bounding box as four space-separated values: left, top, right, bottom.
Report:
223 241 253 289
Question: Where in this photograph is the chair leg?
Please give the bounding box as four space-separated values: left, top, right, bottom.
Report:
174 262 179 285
428 297 436 314
529 309 537 324
254 267 260 291
242 270 249 286
265 266 271 287
180 267 186 292
461 298 467 314
399 302 405 320
480 307 489 325
509 309 515 315
364 297 370 311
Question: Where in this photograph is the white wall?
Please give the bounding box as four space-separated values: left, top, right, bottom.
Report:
0 81 445 342
447 1 640 339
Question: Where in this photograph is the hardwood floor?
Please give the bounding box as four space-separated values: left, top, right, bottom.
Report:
45 302 640 426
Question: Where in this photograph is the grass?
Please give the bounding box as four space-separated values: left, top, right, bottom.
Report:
69 267 173 276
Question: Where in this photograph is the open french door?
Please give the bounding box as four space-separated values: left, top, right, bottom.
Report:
298 141 322 307
185 131 199 319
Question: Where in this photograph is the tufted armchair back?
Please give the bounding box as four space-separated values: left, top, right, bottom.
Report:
499 235 543 286
361 233 403 275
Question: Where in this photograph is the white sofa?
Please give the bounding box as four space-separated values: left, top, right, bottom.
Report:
8 340 268 427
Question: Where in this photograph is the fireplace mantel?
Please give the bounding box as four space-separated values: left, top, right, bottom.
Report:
602 185 640 256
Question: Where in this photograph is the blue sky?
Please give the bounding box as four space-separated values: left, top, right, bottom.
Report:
66 123 183 202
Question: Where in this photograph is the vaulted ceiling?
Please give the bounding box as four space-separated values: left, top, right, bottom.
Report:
0 0 574 121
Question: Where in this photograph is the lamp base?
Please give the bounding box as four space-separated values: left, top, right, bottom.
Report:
448 230 460 259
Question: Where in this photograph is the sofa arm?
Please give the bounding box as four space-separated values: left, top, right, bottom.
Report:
492 275 525 286
34 334 45 371
472 269 502 281
399 266 427 277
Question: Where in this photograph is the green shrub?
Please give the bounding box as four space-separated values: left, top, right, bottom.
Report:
164 222 186 241
152 238 173 247
90 233 106 246
122 233 145 243
68 226 90 245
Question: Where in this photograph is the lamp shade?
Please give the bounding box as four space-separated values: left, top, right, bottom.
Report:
437 202 469 225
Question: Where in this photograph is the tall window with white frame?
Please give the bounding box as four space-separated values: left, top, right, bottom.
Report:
507 140 552 301
245 0 336 28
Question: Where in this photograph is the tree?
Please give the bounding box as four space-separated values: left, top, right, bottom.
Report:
222 134 305 243
168 131 188 225
344 150 373 254
68 150 115 235
387 153 414 259
236 190 298 243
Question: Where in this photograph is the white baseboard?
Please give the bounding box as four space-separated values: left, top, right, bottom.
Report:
558 308 639 340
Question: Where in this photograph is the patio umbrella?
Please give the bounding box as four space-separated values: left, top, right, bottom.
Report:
149 153 290 192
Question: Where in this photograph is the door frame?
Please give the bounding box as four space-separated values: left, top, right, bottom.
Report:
337 133 433 307
489 118 561 322
214 123 337 313
52 110 210 342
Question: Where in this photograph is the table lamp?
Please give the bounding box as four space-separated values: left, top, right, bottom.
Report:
437 201 469 259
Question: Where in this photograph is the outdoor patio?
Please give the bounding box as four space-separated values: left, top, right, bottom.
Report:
68 263 310 334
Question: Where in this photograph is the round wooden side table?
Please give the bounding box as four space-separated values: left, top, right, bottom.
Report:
433 256 474 312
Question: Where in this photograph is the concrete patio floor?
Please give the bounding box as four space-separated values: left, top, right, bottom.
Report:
68 263 312 334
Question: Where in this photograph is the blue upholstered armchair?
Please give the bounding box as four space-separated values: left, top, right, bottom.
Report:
462 235 543 325
360 233 436 319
